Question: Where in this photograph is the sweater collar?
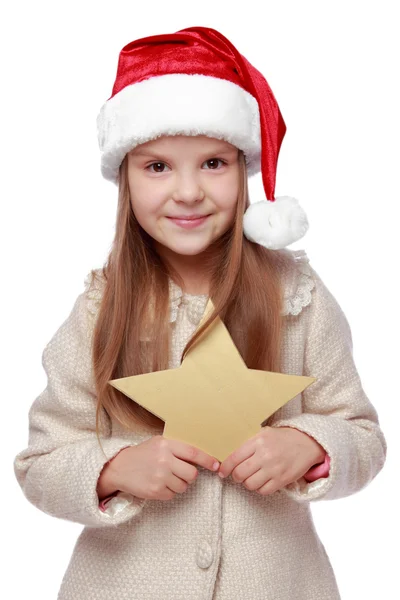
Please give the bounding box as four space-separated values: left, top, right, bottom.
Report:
168 278 209 325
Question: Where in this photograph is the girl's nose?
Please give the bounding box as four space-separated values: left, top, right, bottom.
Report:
171 173 205 204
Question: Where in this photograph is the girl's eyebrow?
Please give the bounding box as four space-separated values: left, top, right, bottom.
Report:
131 145 237 159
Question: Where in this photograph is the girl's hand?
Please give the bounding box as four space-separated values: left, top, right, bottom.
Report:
217 426 325 496
98 435 220 502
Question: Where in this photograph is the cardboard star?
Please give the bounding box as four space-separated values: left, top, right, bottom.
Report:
109 299 316 461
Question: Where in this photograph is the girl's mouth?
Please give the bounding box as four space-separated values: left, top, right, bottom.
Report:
167 215 211 229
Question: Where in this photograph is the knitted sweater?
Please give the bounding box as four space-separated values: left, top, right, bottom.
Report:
13 249 386 600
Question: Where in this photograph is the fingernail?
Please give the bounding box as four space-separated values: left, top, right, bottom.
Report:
212 461 220 471
218 472 225 478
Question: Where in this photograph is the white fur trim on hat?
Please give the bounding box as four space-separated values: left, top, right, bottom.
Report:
97 73 261 184
243 196 309 250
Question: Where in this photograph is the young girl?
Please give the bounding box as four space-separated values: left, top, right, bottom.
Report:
14 26 386 600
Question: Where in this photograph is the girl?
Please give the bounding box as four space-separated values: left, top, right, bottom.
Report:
14 26 386 600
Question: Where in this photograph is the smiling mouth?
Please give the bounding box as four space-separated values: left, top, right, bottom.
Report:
167 214 211 220
167 214 211 228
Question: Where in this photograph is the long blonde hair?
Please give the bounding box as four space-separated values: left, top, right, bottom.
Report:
91 149 292 441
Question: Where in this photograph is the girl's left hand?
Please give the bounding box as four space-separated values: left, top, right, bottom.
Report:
218 426 326 495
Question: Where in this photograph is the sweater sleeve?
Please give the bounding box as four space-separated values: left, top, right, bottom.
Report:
13 286 148 528
271 266 387 502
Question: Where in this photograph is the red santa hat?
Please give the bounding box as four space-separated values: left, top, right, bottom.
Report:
97 26 309 250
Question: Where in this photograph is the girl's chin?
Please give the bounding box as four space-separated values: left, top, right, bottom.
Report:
158 239 213 257
168 245 210 256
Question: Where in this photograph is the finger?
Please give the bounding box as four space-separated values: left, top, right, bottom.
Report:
242 469 268 491
172 457 199 484
231 457 260 483
157 487 175 500
256 479 281 496
168 439 220 472
152 487 175 501
166 473 189 494
219 442 256 478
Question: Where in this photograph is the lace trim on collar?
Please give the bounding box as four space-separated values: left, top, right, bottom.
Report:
84 270 105 318
168 279 208 324
281 249 315 317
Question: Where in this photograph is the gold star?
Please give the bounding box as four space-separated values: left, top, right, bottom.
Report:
109 299 316 461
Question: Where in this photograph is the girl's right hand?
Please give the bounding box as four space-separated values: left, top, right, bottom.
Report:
97 435 220 501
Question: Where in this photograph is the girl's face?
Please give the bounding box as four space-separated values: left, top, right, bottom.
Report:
127 135 240 259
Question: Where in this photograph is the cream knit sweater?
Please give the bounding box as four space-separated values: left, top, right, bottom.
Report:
14 249 387 600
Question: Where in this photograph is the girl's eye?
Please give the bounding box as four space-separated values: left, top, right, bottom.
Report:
146 162 170 173
146 158 226 173
203 158 226 169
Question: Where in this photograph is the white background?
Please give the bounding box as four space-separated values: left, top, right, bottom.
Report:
3 1 399 598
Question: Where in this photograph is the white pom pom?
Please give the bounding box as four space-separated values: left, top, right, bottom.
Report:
243 196 309 250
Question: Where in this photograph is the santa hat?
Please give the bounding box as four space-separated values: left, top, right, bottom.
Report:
97 26 309 250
